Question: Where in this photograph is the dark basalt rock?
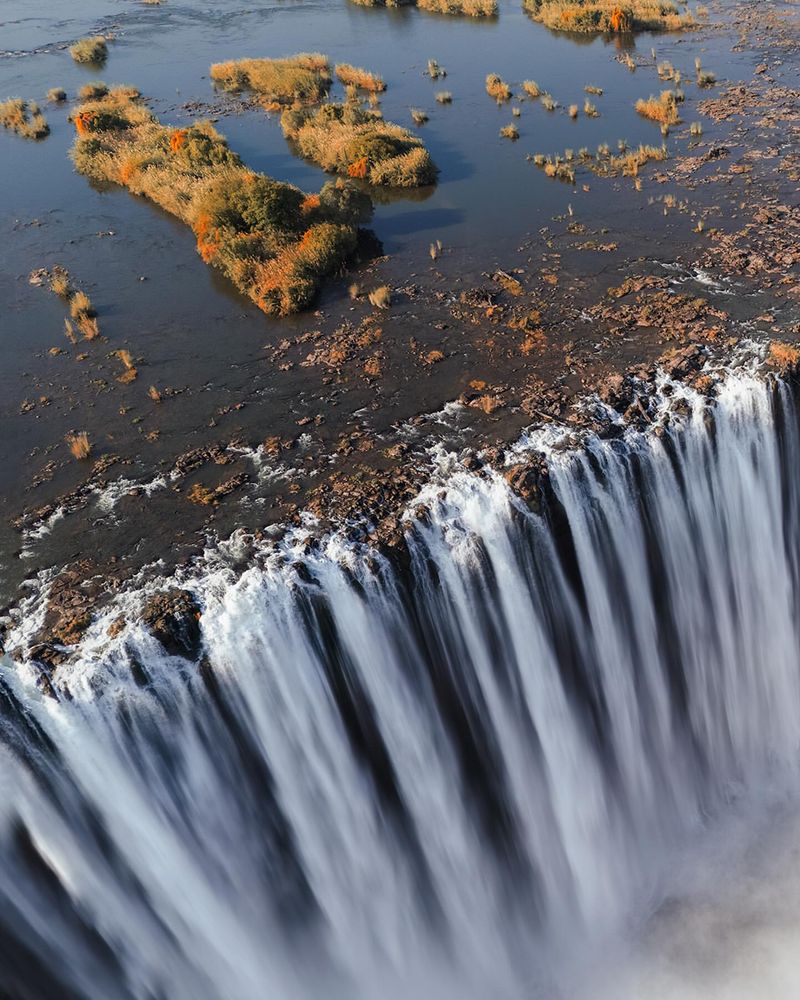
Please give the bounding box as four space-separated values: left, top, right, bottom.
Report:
140 589 202 661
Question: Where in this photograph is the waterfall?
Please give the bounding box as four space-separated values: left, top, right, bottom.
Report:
2 368 800 999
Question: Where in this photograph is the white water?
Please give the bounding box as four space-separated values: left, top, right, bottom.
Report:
2 370 800 999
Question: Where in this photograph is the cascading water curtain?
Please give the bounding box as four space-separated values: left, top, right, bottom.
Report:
1 371 799 999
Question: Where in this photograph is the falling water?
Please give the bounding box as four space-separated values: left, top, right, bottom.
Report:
2 368 800 999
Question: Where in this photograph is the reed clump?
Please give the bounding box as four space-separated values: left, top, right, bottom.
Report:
500 123 520 139
70 36 108 64
78 81 109 101
335 64 386 92
531 141 667 181
486 74 512 102
281 102 437 187
411 108 429 125
70 88 369 315
210 54 331 107
523 0 693 33
47 87 67 103
368 285 391 308
522 80 542 99
435 91 452 104
635 89 680 125
0 99 49 139
66 432 92 460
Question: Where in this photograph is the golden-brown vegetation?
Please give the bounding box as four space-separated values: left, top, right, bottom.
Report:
435 91 452 103
522 80 541 98
351 0 496 15
486 74 512 102
70 36 108 64
411 108 429 125
78 81 109 101
47 87 67 103
524 0 693 33
210 54 331 107
368 285 391 308
280 102 437 187
500 123 520 140
531 141 667 182
335 63 386 92
0 99 49 139
768 341 800 372
635 89 681 125
66 432 92 459
69 88 366 316
427 59 446 79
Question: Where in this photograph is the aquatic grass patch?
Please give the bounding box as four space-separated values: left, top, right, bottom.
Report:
280 102 437 187
351 0 496 15
70 36 108 64
210 54 331 108
335 64 386 93
47 88 67 103
523 0 693 33
530 141 667 182
486 74 512 102
70 89 368 315
635 89 681 125
500 123 520 140
66 432 92 460
0 99 49 139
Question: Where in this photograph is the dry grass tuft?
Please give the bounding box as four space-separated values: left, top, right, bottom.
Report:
411 108 429 125
524 0 693 33
569 104 579 119
522 80 542 98
78 81 109 101
0 99 49 139
427 59 446 79
69 88 367 315
281 102 437 187
635 89 680 125
435 91 452 104
486 74 512 102
50 266 72 297
335 64 386 92
210 54 331 106
47 87 67 103
500 123 520 140
66 432 92 460
70 36 108 64
368 285 391 308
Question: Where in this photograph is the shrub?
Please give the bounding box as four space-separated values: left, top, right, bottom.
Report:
78 81 109 101
69 88 366 315
0 99 49 139
486 74 512 102
335 64 386 92
280 102 437 187
47 87 67 103
522 80 541 98
411 108 428 125
635 89 681 125
500 123 519 139
210 54 331 106
70 36 108 64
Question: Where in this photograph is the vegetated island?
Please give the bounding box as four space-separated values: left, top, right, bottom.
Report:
523 0 694 33
70 86 372 315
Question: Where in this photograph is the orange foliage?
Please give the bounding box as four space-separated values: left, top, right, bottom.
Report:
118 157 139 185
609 6 630 30
768 341 800 371
348 156 369 179
301 194 321 214
193 213 221 262
74 111 96 136
169 128 188 152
